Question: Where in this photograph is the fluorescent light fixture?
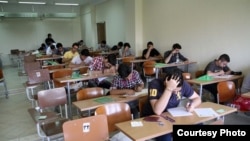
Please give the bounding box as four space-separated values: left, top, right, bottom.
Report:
0 1 8 3
18 1 46 5
55 3 79 6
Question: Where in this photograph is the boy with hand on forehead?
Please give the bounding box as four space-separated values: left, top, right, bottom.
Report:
142 68 201 141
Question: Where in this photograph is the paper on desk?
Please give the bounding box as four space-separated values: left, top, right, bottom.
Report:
194 108 219 117
167 106 193 117
131 121 143 127
122 89 148 97
213 75 233 79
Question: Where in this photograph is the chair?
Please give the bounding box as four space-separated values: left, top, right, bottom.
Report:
122 56 135 68
63 115 109 141
95 102 132 134
138 96 148 118
76 87 104 117
28 87 69 141
25 69 52 107
143 60 156 87
23 54 36 63
24 61 41 75
0 69 8 98
52 69 73 88
195 70 204 78
217 81 237 104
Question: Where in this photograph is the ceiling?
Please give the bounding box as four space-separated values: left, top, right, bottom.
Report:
0 0 106 19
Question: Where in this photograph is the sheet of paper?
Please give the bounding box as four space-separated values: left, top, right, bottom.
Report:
167 106 193 117
194 108 219 117
213 75 233 79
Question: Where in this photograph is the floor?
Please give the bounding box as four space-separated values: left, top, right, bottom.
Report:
0 65 250 141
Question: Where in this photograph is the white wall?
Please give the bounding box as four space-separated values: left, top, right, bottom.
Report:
0 18 81 66
143 0 250 74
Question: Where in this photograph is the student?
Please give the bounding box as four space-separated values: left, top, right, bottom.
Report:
88 54 117 89
45 33 55 46
62 43 80 66
240 72 250 93
142 68 201 141
120 42 134 57
203 54 231 102
97 40 111 52
142 41 162 59
163 43 188 72
46 44 57 55
68 49 93 68
110 63 144 118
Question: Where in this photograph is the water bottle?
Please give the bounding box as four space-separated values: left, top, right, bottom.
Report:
176 53 180 63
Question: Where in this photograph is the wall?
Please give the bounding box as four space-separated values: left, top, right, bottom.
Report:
0 18 81 66
142 0 250 74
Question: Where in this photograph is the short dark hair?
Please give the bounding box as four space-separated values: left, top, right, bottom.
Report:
72 42 79 48
111 45 118 51
107 54 117 66
50 45 55 50
101 40 106 44
118 63 132 79
147 41 153 46
164 68 184 87
81 49 90 56
219 54 230 62
123 42 131 48
56 43 63 48
172 43 182 49
48 33 52 37
118 42 123 47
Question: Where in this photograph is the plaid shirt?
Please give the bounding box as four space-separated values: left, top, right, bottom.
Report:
111 70 144 89
89 56 104 71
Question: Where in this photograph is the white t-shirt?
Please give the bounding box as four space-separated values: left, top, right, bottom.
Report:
71 55 93 65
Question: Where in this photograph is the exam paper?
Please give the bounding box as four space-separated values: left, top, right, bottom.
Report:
167 106 193 117
194 108 219 117
213 75 233 79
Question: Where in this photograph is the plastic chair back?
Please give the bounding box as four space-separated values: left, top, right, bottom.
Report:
63 115 109 141
217 81 236 103
95 102 132 133
76 87 104 101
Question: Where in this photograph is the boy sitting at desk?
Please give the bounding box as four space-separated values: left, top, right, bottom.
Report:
110 63 144 119
203 54 232 103
62 42 79 67
68 49 93 68
142 68 201 141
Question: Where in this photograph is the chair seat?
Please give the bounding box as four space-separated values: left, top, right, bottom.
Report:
42 118 69 136
24 81 41 88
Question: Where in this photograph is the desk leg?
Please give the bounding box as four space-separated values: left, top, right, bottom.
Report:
156 68 159 78
199 85 203 100
67 82 72 119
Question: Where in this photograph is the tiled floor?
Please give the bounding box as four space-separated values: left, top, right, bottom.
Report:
0 65 250 141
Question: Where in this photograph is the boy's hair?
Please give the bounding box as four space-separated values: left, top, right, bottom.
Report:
123 42 131 48
107 54 117 66
218 54 230 62
164 68 184 87
147 41 153 46
172 43 182 49
118 42 123 47
56 43 63 48
118 63 132 79
81 49 90 56
72 42 79 48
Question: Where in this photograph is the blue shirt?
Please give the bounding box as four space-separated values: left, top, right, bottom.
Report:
142 79 194 116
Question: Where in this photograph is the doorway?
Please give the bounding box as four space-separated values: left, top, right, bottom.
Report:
96 22 106 44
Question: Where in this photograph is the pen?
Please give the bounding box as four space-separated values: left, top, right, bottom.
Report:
160 114 175 123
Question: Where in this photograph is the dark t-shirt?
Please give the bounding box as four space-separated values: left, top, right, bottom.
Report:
142 48 160 59
204 60 230 73
142 79 194 116
164 50 188 63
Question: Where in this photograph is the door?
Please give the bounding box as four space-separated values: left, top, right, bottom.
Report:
97 22 106 44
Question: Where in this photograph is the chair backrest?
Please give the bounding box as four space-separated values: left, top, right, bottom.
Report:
24 55 36 63
79 67 89 74
76 87 104 101
195 70 204 78
143 60 156 76
38 87 67 108
52 69 73 88
217 81 236 103
139 96 148 118
95 102 132 133
27 69 51 85
122 56 135 66
182 72 192 80
0 69 4 80
24 61 41 74
63 115 109 141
